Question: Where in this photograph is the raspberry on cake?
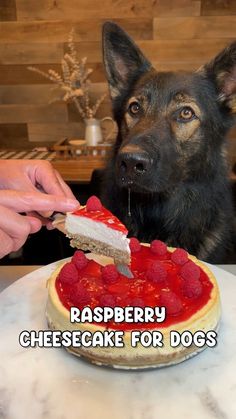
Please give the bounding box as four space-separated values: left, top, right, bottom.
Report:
46 240 221 370
65 196 130 265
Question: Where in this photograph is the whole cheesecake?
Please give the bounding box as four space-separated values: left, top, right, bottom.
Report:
46 240 221 370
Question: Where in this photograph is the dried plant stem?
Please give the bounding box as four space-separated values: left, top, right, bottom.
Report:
28 28 106 120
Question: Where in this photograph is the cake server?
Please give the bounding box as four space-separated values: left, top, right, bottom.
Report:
51 213 134 279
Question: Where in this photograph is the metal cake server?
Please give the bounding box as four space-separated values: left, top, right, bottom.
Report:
51 213 134 279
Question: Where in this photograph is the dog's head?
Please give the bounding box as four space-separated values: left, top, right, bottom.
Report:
103 22 236 194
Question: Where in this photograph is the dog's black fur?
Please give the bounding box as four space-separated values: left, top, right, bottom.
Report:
101 22 236 263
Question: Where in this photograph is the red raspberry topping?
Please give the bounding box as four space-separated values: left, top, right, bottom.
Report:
181 260 200 281
70 283 90 306
129 237 141 253
59 262 79 285
101 264 119 284
146 261 167 283
171 248 188 265
72 250 88 270
150 240 167 255
100 293 116 307
86 195 102 212
182 277 203 298
160 290 183 315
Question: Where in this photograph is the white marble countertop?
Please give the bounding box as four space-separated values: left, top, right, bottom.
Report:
0 262 236 419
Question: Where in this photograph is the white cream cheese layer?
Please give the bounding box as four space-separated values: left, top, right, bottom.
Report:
65 213 130 253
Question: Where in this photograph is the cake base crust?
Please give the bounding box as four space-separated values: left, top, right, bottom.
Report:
67 232 130 264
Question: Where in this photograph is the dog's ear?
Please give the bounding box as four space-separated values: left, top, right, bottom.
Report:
202 42 236 114
102 22 152 100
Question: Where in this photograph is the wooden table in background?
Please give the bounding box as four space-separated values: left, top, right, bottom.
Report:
52 156 106 183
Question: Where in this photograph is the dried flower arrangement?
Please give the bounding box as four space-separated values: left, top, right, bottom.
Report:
28 29 106 120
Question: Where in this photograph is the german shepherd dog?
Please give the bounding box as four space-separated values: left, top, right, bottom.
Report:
101 22 236 263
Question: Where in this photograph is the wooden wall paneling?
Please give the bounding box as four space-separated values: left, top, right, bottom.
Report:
15 0 153 20
154 16 236 39
0 0 16 21
0 123 28 149
0 103 68 123
138 39 233 63
0 19 152 43
0 63 106 84
0 83 108 105
153 0 201 17
201 0 236 16
0 43 63 65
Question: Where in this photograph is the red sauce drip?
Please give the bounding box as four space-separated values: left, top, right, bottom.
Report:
72 206 128 234
55 245 213 331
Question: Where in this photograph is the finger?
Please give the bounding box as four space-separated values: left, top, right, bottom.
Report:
0 190 80 214
34 161 68 197
0 229 14 258
0 205 33 238
54 170 77 200
25 216 42 234
0 206 39 254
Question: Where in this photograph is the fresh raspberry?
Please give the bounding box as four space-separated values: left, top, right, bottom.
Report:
150 240 167 255
70 283 90 306
72 250 88 270
101 264 119 284
129 297 145 307
171 248 188 265
129 237 141 253
59 262 79 285
146 261 167 283
159 290 183 315
181 260 200 281
182 277 203 298
100 293 116 307
86 195 102 212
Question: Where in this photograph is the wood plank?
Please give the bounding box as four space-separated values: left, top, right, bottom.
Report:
28 122 85 143
0 123 28 149
201 0 236 16
0 104 68 123
138 39 234 62
0 0 16 21
1 38 224 66
0 63 106 84
0 18 152 43
0 43 63 65
16 0 153 20
0 83 108 104
154 16 236 39
153 0 201 16
0 38 221 69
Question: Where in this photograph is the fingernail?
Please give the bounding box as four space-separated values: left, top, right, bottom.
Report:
65 199 80 210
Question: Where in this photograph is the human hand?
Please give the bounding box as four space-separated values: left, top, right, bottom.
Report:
0 159 78 218
0 159 75 197
0 190 79 258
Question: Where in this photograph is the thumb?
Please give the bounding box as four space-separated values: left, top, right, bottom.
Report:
0 190 80 213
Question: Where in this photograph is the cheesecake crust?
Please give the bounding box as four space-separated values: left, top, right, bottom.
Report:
67 232 130 264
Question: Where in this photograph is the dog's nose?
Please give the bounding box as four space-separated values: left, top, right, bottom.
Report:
117 152 151 177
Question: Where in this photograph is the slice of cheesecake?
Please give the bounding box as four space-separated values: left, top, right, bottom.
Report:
65 196 130 264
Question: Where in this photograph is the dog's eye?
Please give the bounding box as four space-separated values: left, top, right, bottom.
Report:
179 107 195 121
128 101 141 116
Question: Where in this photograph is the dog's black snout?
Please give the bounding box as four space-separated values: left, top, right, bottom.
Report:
118 152 151 176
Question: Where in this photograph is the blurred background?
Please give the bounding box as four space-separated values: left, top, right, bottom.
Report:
0 0 235 264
